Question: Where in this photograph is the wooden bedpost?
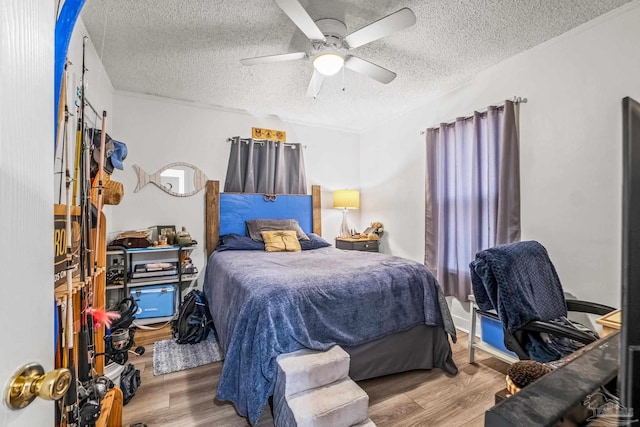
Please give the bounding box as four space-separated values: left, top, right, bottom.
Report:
312 185 322 236
206 180 220 257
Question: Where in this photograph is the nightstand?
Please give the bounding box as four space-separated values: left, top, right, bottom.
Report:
335 238 379 252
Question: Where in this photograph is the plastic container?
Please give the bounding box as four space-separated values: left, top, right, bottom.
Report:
130 284 176 319
104 361 125 389
480 315 518 357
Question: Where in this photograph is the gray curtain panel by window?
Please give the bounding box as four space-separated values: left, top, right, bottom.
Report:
424 100 521 301
224 137 308 194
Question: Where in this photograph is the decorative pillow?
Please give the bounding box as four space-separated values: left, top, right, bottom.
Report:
261 230 302 252
299 233 332 250
216 234 265 252
246 219 309 242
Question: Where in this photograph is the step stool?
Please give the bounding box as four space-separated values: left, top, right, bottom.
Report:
273 346 376 427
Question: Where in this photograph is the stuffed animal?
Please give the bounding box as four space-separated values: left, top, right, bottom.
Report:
370 221 384 236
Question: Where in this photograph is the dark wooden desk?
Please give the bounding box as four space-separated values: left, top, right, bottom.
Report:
485 333 619 426
494 388 511 405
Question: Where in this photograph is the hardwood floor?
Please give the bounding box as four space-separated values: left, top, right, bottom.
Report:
122 330 508 426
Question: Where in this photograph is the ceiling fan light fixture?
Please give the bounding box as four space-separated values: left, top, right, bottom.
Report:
313 53 344 76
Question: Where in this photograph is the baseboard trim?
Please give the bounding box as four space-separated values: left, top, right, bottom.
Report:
452 313 482 338
453 314 471 334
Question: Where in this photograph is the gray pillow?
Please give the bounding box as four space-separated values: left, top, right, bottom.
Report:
246 219 309 242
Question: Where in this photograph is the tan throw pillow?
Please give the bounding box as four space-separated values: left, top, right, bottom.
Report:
261 230 301 253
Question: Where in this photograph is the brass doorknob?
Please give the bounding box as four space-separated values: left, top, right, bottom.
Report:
5 363 71 410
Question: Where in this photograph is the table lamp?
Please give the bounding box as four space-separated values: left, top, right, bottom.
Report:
333 189 360 238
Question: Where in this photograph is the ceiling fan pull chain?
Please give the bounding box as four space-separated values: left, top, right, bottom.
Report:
314 73 318 99
342 66 346 92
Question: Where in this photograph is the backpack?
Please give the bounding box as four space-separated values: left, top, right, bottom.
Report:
173 290 213 344
120 363 141 405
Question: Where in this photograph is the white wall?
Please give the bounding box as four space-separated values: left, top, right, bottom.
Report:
360 2 640 329
110 92 360 285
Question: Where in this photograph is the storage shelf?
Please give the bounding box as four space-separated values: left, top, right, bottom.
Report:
132 315 176 327
470 341 519 365
128 277 180 287
106 243 198 325
125 245 197 253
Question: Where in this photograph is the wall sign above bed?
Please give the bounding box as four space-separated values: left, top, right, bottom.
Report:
251 127 286 142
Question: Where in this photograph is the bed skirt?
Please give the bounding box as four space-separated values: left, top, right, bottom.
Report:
344 325 458 379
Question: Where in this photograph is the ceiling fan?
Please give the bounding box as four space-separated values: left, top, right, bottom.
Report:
240 0 416 98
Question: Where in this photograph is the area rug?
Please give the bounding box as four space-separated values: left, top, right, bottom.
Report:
153 333 223 376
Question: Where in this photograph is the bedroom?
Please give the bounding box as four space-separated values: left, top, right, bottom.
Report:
1 0 639 426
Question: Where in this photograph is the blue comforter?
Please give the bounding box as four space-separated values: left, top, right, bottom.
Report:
204 247 456 424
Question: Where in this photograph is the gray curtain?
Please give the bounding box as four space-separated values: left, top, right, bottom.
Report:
224 137 308 194
424 100 520 301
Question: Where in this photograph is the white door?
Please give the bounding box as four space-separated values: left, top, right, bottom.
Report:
0 0 55 426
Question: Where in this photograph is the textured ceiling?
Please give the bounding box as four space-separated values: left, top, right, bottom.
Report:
81 0 631 132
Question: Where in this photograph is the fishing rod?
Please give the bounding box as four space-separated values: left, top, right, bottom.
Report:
55 56 71 206
93 112 106 273
62 83 79 427
84 111 108 384
77 34 93 392
92 111 107 309
72 37 88 206
57 136 65 204
75 87 102 427
72 109 82 205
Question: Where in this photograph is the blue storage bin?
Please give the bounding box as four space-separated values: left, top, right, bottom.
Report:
130 284 176 319
480 315 518 357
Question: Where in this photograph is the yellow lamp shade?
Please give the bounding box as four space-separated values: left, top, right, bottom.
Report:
333 190 360 209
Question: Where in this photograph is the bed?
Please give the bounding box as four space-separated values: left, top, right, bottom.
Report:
203 181 458 424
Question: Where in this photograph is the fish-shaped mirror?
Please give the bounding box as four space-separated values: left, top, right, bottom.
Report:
133 162 207 197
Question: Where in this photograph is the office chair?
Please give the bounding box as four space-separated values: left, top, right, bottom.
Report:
469 240 615 362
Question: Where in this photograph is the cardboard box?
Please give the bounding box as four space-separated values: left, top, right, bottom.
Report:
130 284 176 319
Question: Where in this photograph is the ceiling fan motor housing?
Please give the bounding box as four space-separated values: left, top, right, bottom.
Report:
314 18 347 50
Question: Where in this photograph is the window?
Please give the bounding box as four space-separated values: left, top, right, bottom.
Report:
424 102 520 301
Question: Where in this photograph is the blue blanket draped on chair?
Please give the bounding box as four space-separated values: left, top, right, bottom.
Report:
469 240 567 332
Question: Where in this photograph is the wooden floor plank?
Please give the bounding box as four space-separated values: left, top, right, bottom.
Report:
367 393 424 427
122 329 507 426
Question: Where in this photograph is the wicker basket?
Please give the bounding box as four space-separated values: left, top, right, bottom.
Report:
506 375 521 395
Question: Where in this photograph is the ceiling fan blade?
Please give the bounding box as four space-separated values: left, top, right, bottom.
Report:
306 70 325 98
273 0 326 42
344 8 416 49
344 55 396 84
240 52 307 66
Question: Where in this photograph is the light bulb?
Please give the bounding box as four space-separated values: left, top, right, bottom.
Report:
313 53 344 76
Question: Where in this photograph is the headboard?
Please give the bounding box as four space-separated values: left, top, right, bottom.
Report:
205 180 322 256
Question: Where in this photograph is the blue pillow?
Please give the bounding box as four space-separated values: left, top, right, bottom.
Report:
217 234 265 252
217 233 330 252
300 233 332 250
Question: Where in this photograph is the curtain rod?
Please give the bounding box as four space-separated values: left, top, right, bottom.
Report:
226 137 307 149
419 96 527 135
